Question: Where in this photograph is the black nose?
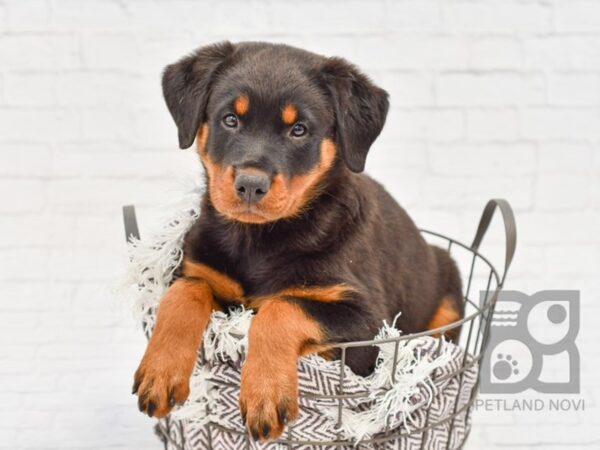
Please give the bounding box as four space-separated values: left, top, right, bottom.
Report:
234 172 270 204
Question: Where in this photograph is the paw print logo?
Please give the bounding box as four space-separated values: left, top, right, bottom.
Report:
480 290 580 394
486 340 531 386
493 354 519 380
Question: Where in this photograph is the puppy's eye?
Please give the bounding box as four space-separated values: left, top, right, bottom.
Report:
222 114 238 128
290 123 307 138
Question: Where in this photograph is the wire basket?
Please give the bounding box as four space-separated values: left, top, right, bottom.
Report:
123 198 516 450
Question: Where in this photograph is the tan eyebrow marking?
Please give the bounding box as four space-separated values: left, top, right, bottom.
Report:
234 95 249 115
282 103 298 125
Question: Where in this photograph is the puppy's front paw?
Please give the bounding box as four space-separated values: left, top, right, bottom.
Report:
132 348 195 418
239 360 299 442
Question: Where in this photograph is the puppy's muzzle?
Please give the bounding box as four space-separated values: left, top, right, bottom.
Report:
234 172 271 204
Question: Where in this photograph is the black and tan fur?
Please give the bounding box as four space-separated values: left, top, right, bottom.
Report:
133 42 464 442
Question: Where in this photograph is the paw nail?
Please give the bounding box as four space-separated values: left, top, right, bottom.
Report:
277 404 288 424
262 424 270 439
137 394 147 412
147 401 156 417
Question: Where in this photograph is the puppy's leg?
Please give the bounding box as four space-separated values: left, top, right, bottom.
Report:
133 258 244 417
240 287 376 442
239 299 321 442
133 278 217 417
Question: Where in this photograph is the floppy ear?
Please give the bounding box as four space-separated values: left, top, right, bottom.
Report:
321 57 389 173
162 41 235 149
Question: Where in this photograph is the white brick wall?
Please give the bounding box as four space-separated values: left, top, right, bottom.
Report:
0 0 598 448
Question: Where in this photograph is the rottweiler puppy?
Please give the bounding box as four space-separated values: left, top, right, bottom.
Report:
133 41 464 442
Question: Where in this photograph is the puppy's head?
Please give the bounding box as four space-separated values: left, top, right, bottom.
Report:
163 42 388 224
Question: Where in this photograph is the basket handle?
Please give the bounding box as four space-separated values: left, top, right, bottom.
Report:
122 204 140 242
471 199 516 286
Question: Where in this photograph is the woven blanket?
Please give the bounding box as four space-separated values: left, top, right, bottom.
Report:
122 186 478 450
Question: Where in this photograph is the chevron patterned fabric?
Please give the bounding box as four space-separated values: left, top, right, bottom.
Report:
155 316 477 450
